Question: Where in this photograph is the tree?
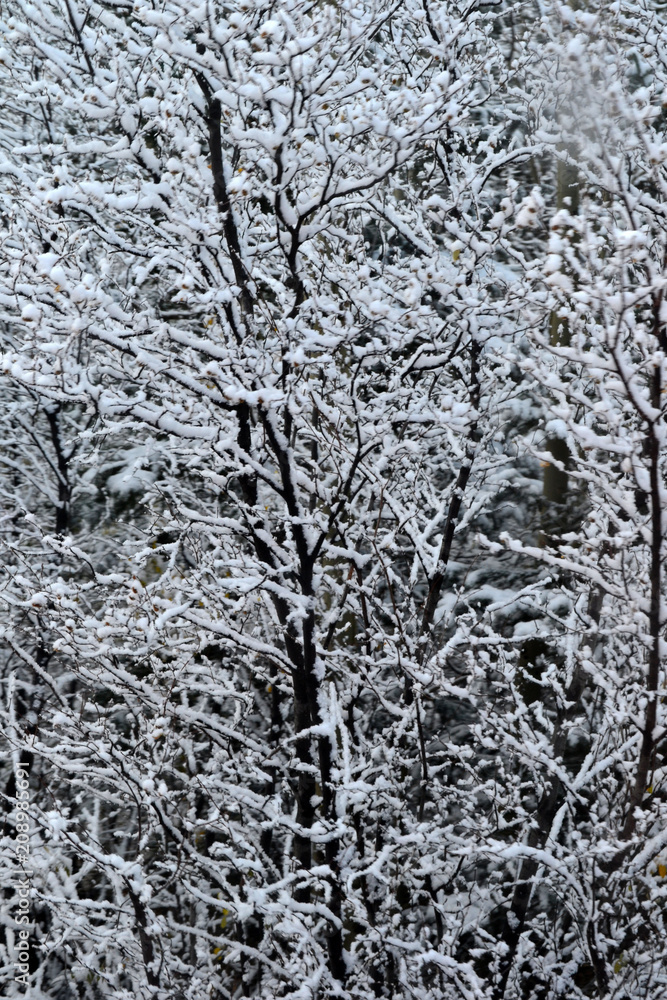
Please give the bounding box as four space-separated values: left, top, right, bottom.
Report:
471 4 667 996
0 0 535 997
5 1 667 999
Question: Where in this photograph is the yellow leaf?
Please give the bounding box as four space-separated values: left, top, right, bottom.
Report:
452 249 461 261
658 863 666 878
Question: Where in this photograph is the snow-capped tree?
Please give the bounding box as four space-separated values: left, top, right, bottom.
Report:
0 1 539 997
5 0 667 999
468 4 667 997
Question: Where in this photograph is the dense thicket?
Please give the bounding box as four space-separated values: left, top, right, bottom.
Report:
2 1 667 998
